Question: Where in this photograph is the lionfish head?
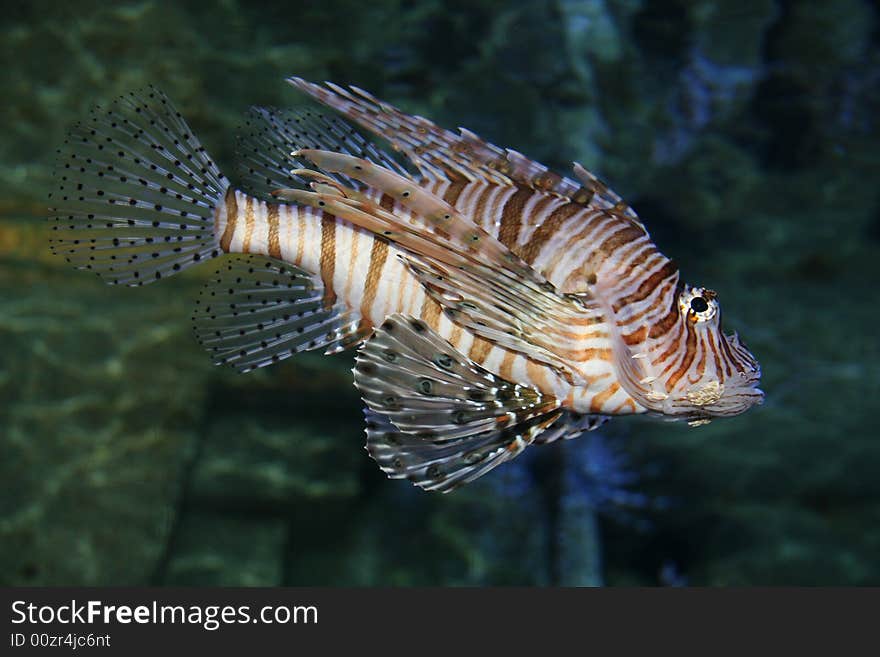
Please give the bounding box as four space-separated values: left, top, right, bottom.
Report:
630 284 763 420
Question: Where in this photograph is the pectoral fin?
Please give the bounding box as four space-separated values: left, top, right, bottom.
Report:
354 314 563 492
278 152 606 384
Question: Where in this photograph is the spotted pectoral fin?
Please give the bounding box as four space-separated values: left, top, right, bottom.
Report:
192 254 370 372
403 255 604 381
354 314 563 492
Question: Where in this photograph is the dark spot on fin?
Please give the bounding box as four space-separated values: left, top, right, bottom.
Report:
356 313 563 492
49 87 226 285
192 254 369 372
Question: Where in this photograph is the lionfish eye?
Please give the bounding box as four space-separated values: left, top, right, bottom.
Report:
690 297 709 313
680 287 717 322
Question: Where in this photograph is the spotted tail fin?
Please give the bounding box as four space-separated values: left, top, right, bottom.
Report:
355 314 563 493
49 87 227 285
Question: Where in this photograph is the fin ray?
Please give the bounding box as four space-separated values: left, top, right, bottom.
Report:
287 76 643 224
532 411 610 444
49 87 226 285
276 155 604 381
355 314 563 492
235 106 412 200
192 254 370 371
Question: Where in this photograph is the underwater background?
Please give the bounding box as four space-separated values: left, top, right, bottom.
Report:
2 0 879 586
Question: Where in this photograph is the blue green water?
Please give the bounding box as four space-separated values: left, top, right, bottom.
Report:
2 0 879 585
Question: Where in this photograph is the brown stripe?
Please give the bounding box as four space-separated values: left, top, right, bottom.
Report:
379 193 396 212
220 187 238 252
521 202 583 264
627 243 657 270
541 234 580 280
449 323 463 350
612 398 637 414
605 238 652 277
468 337 493 364
267 203 281 258
688 338 708 383
498 187 533 248
319 215 337 308
443 181 468 207
590 382 620 413
570 347 612 362
241 196 256 253
718 322 746 374
666 322 697 391
499 350 516 380
621 276 678 327
295 209 306 265
471 186 495 229
597 223 646 263
648 303 681 339
706 330 725 380
717 330 740 376
559 211 616 263
483 186 511 232
529 194 560 225
420 297 442 330
525 359 553 394
360 236 389 321
622 326 648 346
654 323 685 366
612 259 679 312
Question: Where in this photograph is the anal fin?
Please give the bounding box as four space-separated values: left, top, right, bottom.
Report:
192 254 370 372
355 314 563 492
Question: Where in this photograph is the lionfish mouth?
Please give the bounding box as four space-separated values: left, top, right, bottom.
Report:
705 375 764 417
693 342 764 418
620 330 764 420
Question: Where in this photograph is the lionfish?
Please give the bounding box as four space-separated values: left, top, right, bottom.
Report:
49 78 763 492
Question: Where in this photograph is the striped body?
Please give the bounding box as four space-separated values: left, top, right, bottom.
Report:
51 82 762 493
214 181 657 417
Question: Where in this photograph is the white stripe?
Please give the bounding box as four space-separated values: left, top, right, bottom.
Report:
279 204 297 262
227 190 249 253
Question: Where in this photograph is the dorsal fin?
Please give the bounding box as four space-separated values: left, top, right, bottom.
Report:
286 76 643 225
235 106 413 200
287 77 510 185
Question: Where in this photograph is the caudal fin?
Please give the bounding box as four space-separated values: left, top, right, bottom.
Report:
49 87 227 285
